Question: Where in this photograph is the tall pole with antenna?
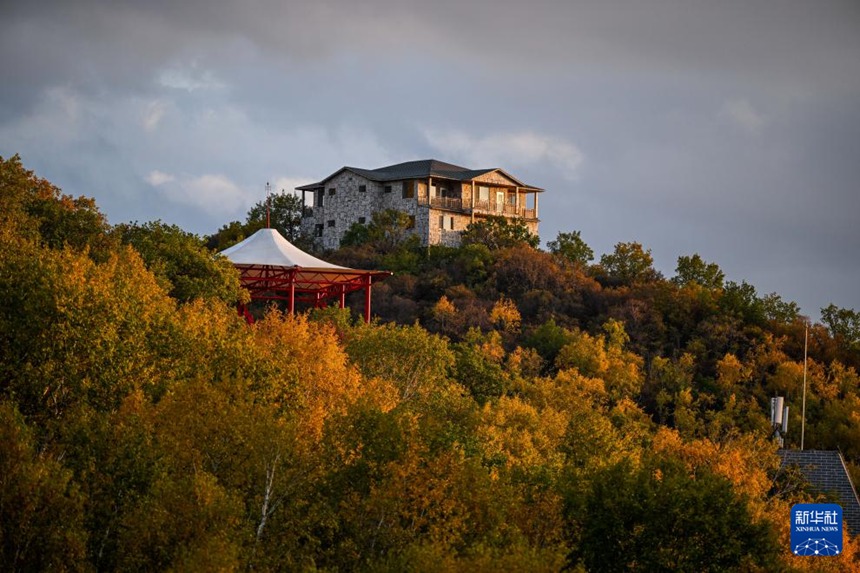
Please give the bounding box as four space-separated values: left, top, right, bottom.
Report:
801 322 808 450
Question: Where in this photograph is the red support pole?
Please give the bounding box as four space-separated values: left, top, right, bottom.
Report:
340 285 346 309
289 270 295 316
364 275 372 324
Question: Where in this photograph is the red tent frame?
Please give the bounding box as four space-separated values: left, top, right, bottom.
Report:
234 264 392 323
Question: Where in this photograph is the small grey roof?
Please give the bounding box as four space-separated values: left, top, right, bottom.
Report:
296 159 542 191
779 449 860 535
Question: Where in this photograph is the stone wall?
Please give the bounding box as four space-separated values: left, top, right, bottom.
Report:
301 172 423 250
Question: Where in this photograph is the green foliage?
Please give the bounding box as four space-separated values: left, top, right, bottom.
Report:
568 455 779 572
721 280 765 324
547 230 594 267
454 329 509 404
346 322 455 402
246 189 305 241
0 401 89 570
523 319 575 368
761 292 801 324
598 241 658 284
821 303 860 348
460 215 540 250
114 220 244 303
341 209 420 252
673 253 725 289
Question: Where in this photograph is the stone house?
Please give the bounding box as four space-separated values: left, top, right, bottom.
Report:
297 159 543 249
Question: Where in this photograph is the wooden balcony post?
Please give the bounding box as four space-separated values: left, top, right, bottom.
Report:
471 181 476 223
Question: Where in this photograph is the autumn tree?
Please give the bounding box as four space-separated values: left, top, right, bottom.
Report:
1 153 113 257
0 402 88 571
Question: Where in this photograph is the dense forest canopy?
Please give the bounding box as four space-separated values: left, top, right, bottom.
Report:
2 154 859 571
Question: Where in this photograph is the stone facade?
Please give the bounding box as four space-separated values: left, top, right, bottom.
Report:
299 160 542 250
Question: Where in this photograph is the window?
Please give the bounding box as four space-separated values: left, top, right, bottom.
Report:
384 185 392 193
359 184 367 193
315 190 324 207
328 187 336 196
478 186 490 202
327 219 335 228
358 217 366 224
402 181 415 199
315 224 323 237
439 215 454 230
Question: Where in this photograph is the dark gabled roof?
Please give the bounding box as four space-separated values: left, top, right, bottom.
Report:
296 159 542 191
779 449 860 535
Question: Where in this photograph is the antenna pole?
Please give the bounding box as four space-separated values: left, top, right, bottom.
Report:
801 323 808 450
266 182 271 229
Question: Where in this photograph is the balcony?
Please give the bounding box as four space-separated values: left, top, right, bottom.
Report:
429 196 463 211
419 195 537 220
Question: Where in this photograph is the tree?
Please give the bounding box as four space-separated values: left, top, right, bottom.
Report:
820 303 860 348
345 322 455 403
114 220 245 304
0 402 89 570
340 209 419 253
568 455 778 572
761 292 801 324
1 154 113 257
547 230 593 267
460 216 540 250
720 280 765 324
599 241 658 284
206 190 306 251
673 254 725 289
246 189 305 241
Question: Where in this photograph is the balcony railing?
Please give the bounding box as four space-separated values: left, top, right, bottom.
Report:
429 196 463 211
411 196 538 219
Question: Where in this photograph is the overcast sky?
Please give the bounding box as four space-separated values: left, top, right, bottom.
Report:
2 0 859 320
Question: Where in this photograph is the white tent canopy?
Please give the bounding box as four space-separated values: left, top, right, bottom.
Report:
219 228 349 270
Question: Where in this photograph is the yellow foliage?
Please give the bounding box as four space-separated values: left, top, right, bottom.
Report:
554 322 643 401
251 310 364 441
490 297 522 333
716 353 751 392
651 426 781 520
478 396 567 473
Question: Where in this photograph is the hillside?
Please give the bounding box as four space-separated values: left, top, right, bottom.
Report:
2 154 859 571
